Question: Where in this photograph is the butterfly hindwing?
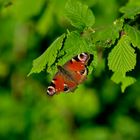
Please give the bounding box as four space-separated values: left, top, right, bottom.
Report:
47 71 77 96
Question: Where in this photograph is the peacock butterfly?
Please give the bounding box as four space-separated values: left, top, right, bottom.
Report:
47 52 90 96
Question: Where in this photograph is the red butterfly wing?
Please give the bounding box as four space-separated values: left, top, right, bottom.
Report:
47 53 90 96
47 72 77 96
64 53 90 83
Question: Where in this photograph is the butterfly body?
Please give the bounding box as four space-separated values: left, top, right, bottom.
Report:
47 52 90 96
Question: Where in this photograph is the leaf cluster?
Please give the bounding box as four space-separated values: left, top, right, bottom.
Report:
29 0 140 92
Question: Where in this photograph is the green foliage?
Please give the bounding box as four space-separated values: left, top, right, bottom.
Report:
28 0 97 78
120 0 140 19
1 1 140 140
65 0 95 30
108 35 136 92
57 31 97 73
111 72 136 92
28 34 66 76
92 18 124 48
108 35 136 74
28 0 140 92
125 25 140 49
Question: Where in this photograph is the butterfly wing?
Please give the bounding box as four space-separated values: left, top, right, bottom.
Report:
47 53 90 96
63 53 90 84
47 71 77 96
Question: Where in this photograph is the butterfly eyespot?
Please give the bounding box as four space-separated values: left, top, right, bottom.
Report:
47 86 56 96
64 84 70 92
78 53 88 62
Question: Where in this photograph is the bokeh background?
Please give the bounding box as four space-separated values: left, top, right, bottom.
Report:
0 0 140 140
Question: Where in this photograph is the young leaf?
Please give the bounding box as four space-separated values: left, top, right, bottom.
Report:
65 0 95 30
92 18 124 48
125 25 140 49
121 76 136 92
111 72 136 92
111 71 124 84
108 35 136 74
28 34 65 76
120 0 140 19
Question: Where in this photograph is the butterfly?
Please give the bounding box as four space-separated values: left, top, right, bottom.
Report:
47 52 91 96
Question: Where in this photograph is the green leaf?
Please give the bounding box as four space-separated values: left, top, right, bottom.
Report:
65 0 95 30
125 25 140 49
59 31 94 58
111 71 124 84
56 31 97 74
28 34 65 76
108 35 136 74
111 72 136 92
92 18 124 48
120 0 140 19
108 34 137 92
121 76 136 92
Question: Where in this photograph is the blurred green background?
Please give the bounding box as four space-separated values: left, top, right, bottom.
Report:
0 0 140 140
